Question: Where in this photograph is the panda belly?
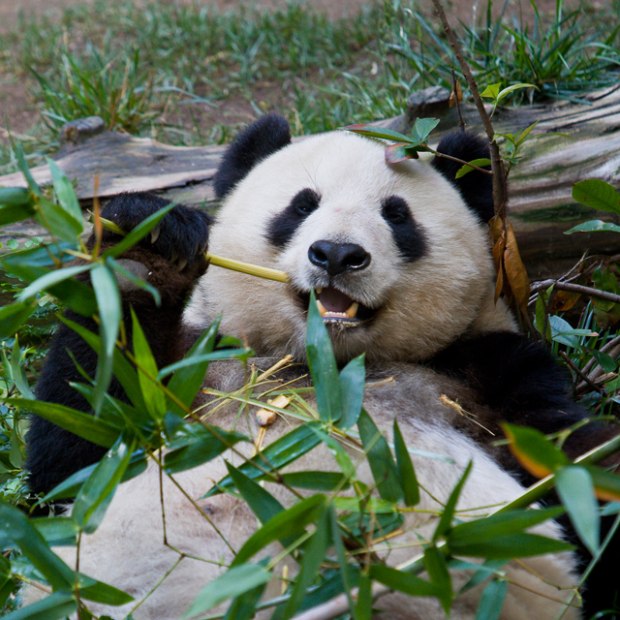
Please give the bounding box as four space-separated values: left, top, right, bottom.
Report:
25 361 580 619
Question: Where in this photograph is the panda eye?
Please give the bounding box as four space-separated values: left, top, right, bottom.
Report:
291 188 320 216
381 195 411 224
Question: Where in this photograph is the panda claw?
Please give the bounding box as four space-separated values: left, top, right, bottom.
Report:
150 226 161 245
176 258 188 272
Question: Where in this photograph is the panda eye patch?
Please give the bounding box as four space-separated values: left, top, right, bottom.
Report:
292 188 321 215
381 195 427 262
381 195 410 224
267 188 321 249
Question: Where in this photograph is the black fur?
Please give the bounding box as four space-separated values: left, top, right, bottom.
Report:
26 193 211 494
431 131 494 222
381 195 427 262
267 188 320 248
213 113 291 199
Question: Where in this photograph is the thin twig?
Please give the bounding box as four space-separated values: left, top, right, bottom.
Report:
530 279 620 304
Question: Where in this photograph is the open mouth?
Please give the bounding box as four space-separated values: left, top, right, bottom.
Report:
299 287 377 327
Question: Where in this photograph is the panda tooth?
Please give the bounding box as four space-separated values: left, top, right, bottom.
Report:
316 288 323 295
316 299 328 317
345 302 359 318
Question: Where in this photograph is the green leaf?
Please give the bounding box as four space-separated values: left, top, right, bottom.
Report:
369 564 439 597
77 577 133 605
48 158 83 235
280 471 350 491
584 465 620 502
496 83 537 104
564 219 620 234
354 572 372 620
72 438 134 534
91 263 121 414
345 124 413 144
31 517 78 547
60 316 146 411
163 319 219 413
424 546 452 614
280 506 330 619
329 506 356 613
410 117 440 144
455 158 492 179
449 532 574 560
475 579 507 620
338 354 366 429
13 141 41 195
9 339 35 399
0 502 74 589
0 300 36 339
572 179 620 214
34 195 83 243
9 398 119 447
205 423 322 497
107 256 160 305
480 83 501 99
102 202 176 259
41 449 147 503
131 309 166 422
433 461 472 542
556 466 600 556
0 186 32 207
1 591 76 620
164 423 247 474
17 264 91 302
448 507 565 546
223 578 268 620
502 423 569 479
357 409 401 503
231 495 326 567
306 290 342 423
185 564 271 618
225 461 284 525
393 420 420 506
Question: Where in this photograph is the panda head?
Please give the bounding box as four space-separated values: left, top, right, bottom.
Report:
185 114 516 363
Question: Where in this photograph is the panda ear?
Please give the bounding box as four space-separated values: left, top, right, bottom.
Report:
213 113 291 198
431 131 494 223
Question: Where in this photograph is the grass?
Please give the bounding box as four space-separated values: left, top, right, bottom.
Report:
0 0 618 173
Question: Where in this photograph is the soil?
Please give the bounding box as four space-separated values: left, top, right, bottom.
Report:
0 0 590 145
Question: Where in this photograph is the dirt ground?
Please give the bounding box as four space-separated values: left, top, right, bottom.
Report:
0 0 592 144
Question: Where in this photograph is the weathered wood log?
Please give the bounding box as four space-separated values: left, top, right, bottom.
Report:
1 86 618 276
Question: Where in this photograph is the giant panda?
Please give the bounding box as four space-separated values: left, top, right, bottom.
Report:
24 114 618 619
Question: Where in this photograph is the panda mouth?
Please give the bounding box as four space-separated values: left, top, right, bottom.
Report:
300 287 376 328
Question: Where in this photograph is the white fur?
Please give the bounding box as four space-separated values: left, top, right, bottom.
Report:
25 129 578 619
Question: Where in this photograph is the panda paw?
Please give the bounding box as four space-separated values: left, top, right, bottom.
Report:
99 192 211 273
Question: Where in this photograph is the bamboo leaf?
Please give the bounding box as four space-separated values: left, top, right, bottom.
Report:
475 579 507 620
306 291 342 423
47 158 83 234
502 423 569 479
164 424 247 474
1 591 76 620
163 319 219 413
449 532 574 560
433 461 472 542
72 438 134 533
225 462 284 525
280 471 350 491
585 465 620 502
102 202 176 258
556 466 600 556
455 157 492 179
231 495 326 567
369 564 439 597
205 423 322 497
338 354 366 429
424 546 452 614
393 419 420 506
90 263 121 414
0 300 36 339
17 264 91 302
131 309 166 422
358 409 401 503
9 398 119 447
185 564 271 618
280 506 330 619
0 502 74 589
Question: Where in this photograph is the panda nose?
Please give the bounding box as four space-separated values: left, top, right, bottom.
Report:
308 240 371 276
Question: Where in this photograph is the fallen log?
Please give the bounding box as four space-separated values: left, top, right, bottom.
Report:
0 86 618 277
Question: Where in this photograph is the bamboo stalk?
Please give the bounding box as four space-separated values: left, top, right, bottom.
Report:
98 217 289 283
